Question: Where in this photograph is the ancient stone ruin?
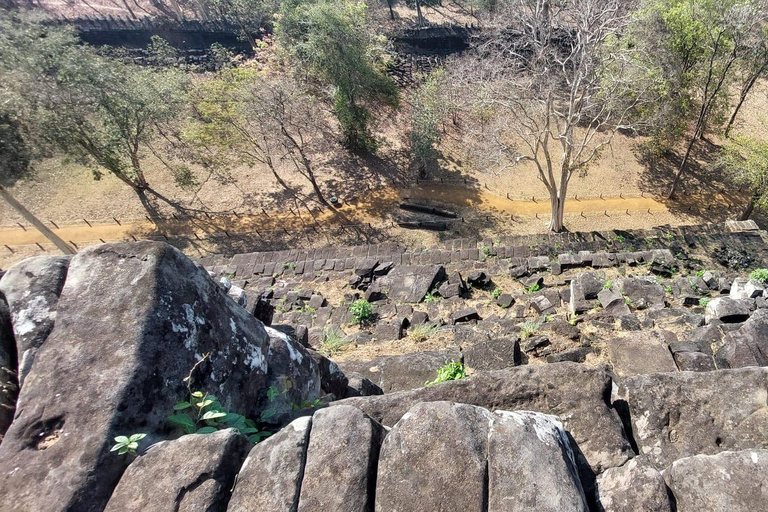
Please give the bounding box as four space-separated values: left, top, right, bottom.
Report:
1 222 768 511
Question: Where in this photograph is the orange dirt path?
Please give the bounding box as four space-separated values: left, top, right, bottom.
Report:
0 184 670 247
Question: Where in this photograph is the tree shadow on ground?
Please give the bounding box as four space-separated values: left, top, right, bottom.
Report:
636 138 750 223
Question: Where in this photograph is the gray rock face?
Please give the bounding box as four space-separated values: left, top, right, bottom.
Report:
0 255 69 386
263 326 321 423
298 406 385 512
104 429 249 512
0 242 286 512
336 363 633 475
228 416 311 512
572 272 605 301
598 289 631 316
463 338 520 371
377 265 445 303
606 331 677 377
0 295 17 438
375 401 492 511
704 297 751 324
618 277 666 310
663 450 768 512
344 372 384 397
338 350 462 392
714 309 768 368
616 367 768 470
489 411 588 511
595 457 673 512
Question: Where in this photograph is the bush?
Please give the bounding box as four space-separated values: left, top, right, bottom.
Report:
409 323 438 343
749 268 768 284
349 299 373 324
320 327 349 356
425 361 466 387
491 287 503 299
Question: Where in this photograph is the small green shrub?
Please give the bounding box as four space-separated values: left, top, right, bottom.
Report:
699 297 711 307
320 327 349 356
349 299 373 324
665 285 673 294
409 322 438 343
603 280 613 290
481 246 491 257
423 291 441 303
695 269 706 278
749 268 768 284
167 391 267 443
491 287 503 299
525 283 541 294
614 235 625 243
519 320 540 339
111 433 146 456
425 361 466 387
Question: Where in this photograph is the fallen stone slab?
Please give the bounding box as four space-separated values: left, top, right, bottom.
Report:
617 277 665 310
104 429 249 512
704 297 751 324
616 367 768 470
598 289 631 316
663 450 768 512
377 265 445 303
713 308 768 368
606 331 677 377
338 350 462 392
463 338 521 370
595 457 672 512
335 363 633 476
452 307 481 324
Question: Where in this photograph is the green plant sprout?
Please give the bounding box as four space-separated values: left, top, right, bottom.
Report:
111 433 146 455
425 361 466 387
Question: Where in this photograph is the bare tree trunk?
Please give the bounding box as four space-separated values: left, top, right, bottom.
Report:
0 185 76 255
668 132 698 198
725 67 765 138
388 0 395 20
416 0 425 27
548 187 567 232
740 193 758 220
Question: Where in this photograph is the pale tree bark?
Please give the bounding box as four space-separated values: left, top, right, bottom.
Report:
461 0 645 232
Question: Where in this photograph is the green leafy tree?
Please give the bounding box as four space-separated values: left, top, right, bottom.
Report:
409 69 450 174
204 0 281 47
720 133 768 220
0 13 188 202
276 0 399 152
634 0 768 197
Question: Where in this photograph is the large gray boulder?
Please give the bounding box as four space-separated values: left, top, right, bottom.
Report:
375 401 493 511
0 242 311 512
663 450 768 511
595 457 673 512
489 410 588 511
0 255 69 387
606 331 677 377
338 350 462 392
228 416 312 512
377 265 445 303
0 294 17 438
616 367 768 470
336 363 633 476
704 297 751 324
104 429 249 512
298 405 385 512
714 308 768 368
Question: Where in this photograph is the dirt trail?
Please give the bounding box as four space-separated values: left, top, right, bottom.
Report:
0 184 674 248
